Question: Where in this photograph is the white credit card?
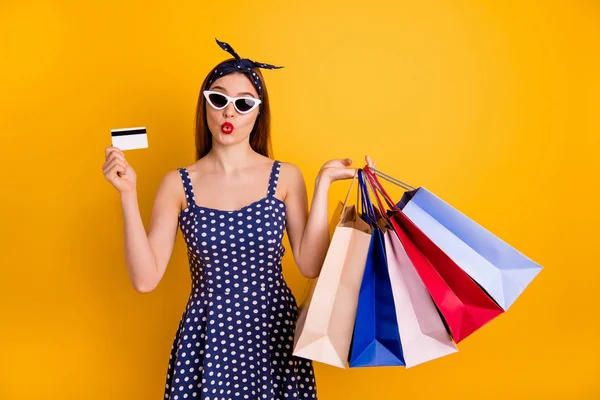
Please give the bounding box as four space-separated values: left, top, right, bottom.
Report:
111 126 148 150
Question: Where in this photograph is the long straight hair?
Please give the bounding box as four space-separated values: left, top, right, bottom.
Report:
194 59 273 160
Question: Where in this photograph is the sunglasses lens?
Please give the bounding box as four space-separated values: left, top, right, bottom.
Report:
235 98 257 113
208 93 228 108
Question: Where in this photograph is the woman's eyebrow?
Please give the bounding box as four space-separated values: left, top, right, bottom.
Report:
211 86 256 98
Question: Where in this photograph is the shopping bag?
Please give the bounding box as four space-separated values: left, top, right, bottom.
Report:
361 170 458 367
348 170 405 367
374 168 542 311
364 167 503 343
293 174 372 368
383 220 458 367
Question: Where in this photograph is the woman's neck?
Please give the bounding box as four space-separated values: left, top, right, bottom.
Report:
204 141 262 173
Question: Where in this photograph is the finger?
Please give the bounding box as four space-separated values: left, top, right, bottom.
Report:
104 152 127 170
110 150 127 164
365 155 377 170
339 168 358 180
103 159 126 176
105 151 124 168
105 146 119 158
324 158 353 169
105 146 125 160
329 167 357 181
103 157 123 172
105 164 126 181
114 162 129 178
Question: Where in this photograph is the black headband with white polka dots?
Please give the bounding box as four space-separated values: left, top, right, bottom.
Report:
206 38 283 99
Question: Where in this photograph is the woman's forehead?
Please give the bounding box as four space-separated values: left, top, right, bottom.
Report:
209 72 258 97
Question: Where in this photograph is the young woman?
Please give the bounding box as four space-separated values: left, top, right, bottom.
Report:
102 39 375 399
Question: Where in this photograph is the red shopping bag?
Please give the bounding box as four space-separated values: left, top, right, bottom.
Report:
364 167 504 343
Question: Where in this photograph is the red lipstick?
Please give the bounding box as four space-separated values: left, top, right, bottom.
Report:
221 122 234 134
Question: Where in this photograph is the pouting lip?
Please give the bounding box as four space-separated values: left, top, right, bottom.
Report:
221 122 234 134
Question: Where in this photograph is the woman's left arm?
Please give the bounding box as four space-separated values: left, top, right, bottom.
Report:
282 156 375 278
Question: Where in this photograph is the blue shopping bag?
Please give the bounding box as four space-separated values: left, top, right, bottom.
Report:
348 170 405 367
371 168 542 311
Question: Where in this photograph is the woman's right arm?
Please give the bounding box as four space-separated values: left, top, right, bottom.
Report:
103 147 182 293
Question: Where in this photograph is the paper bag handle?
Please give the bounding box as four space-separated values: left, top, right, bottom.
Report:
338 169 358 222
362 168 394 228
367 167 415 191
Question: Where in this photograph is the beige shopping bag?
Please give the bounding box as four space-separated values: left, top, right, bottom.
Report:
293 176 372 368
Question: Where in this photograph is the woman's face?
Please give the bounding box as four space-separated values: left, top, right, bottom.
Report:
205 72 260 147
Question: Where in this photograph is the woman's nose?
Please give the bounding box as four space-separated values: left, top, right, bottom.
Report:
223 102 236 117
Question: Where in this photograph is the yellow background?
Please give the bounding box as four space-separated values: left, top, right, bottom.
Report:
1 0 599 399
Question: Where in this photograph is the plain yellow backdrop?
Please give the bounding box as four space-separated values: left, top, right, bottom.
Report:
1 0 599 399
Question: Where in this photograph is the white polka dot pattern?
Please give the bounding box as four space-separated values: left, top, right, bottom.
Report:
164 161 317 400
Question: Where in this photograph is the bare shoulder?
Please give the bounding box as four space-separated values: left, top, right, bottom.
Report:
160 168 184 187
278 161 303 179
278 161 306 200
155 168 187 212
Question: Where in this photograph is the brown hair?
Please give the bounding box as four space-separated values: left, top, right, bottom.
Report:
194 58 273 160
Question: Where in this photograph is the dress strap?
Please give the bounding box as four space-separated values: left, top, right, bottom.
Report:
177 167 197 208
267 161 281 197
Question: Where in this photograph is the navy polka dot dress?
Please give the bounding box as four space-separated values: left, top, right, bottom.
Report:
164 161 317 400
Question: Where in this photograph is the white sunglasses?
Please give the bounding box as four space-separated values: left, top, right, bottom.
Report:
203 90 262 114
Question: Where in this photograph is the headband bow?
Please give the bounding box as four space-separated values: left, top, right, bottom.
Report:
206 38 283 98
